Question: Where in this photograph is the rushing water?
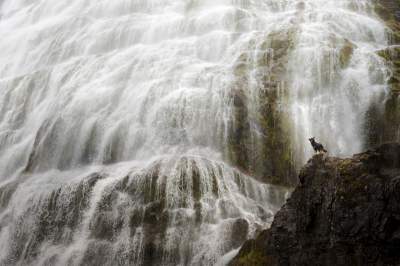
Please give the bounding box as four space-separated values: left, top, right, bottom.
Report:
0 0 391 265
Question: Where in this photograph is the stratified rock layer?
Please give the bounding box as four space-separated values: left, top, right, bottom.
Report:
231 143 400 266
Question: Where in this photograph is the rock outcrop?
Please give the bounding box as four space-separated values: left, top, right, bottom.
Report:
231 143 400 266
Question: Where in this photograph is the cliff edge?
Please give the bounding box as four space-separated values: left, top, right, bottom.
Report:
231 143 400 266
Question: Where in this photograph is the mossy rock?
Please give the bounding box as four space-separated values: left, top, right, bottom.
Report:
374 1 400 44
226 28 298 186
374 2 396 22
234 248 277 266
226 88 251 175
237 250 269 266
339 39 355 68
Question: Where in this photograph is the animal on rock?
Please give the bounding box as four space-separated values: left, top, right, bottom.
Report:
309 137 327 153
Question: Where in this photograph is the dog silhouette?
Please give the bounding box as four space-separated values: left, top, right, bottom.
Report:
309 137 327 153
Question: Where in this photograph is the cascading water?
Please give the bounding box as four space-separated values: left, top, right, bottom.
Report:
288 0 390 162
0 0 392 265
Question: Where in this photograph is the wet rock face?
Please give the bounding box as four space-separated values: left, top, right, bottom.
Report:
231 143 400 266
367 0 400 147
1 173 103 265
375 0 400 44
227 29 297 186
0 157 288 266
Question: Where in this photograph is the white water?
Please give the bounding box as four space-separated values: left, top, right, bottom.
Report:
0 0 391 265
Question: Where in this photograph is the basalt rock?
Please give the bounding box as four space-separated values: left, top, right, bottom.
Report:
231 143 400 266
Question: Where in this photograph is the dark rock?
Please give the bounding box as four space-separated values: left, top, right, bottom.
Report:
81 241 113 266
231 143 400 266
231 218 250 249
0 180 18 211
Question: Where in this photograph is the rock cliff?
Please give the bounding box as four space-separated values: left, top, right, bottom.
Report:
231 143 400 266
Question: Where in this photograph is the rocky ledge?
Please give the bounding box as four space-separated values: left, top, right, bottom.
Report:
230 143 400 266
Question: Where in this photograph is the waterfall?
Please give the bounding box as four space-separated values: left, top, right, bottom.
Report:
0 0 391 265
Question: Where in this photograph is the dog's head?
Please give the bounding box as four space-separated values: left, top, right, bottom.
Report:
308 137 315 143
